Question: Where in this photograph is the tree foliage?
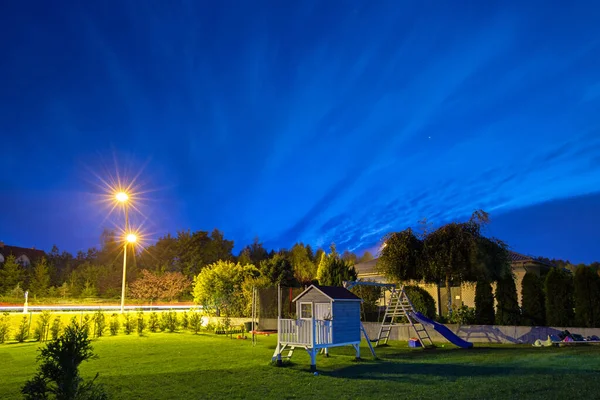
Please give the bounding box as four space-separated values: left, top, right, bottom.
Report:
259 254 295 287
350 283 382 321
474 281 495 325
316 245 357 286
129 270 191 302
377 211 510 316
521 272 546 326
545 268 574 327
0 255 23 295
192 260 259 317
30 257 51 297
573 266 600 328
495 274 521 325
404 286 436 320
376 228 423 282
289 243 316 285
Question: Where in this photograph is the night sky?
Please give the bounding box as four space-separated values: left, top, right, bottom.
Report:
1 1 599 263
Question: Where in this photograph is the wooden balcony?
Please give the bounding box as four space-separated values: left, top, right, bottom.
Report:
278 318 333 347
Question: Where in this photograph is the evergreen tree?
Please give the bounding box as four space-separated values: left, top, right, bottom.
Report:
495 275 520 325
573 266 600 328
316 245 357 286
259 254 295 287
545 268 575 327
29 257 51 297
0 255 23 295
521 272 546 326
475 281 495 325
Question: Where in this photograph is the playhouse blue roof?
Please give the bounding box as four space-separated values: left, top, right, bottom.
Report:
293 285 362 302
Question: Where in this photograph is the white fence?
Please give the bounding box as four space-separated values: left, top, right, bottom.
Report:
279 319 332 346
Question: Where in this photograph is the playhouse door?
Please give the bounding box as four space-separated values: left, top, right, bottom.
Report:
315 303 332 320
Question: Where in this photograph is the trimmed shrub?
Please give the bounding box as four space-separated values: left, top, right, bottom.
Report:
475 281 495 325
404 285 436 320
123 313 134 335
0 312 10 343
148 312 159 333
137 312 146 336
50 316 62 340
33 311 53 342
574 266 600 328
496 275 521 325
81 315 92 337
109 313 120 336
161 310 179 332
449 305 476 324
181 312 189 330
521 272 546 326
93 310 106 338
351 284 382 321
189 312 202 334
22 320 108 400
545 268 574 327
15 316 30 342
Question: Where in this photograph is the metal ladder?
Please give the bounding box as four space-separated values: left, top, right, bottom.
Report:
375 286 433 348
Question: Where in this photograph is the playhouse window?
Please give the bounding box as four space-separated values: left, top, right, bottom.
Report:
300 303 312 319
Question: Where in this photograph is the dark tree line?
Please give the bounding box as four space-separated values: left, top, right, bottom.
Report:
0 228 371 301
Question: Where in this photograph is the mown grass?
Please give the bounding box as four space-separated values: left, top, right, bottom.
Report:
1 329 600 400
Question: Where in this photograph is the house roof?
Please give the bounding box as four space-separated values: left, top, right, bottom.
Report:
293 285 362 302
0 244 46 264
353 259 379 276
509 251 554 267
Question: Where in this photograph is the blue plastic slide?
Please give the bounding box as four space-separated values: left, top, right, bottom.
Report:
411 312 474 349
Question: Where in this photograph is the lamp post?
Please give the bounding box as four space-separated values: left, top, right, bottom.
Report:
116 191 131 313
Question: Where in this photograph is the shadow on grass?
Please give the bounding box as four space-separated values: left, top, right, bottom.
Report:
326 359 597 382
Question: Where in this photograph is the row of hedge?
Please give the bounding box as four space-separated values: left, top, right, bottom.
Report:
474 266 600 327
0 310 243 344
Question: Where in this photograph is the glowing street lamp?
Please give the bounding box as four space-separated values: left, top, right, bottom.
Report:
120 231 136 314
115 191 129 203
117 190 132 314
126 233 137 244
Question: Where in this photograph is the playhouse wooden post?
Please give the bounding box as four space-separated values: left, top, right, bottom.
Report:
276 285 283 366
309 348 317 372
353 343 361 360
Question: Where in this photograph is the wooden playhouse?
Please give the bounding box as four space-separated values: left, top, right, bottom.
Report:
272 284 373 371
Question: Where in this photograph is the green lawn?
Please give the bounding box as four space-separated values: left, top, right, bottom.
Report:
1 331 600 400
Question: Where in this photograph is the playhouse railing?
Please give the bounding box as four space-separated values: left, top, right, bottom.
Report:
278 319 332 346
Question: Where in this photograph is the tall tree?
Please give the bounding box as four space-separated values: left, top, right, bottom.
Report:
495 274 521 325
521 271 546 326
545 268 575 327
314 248 325 270
358 251 374 263
377 228 423 283
0 255 23 295
305 244 315 263
289 243 316 285
341 250 358 265
423 222 479 313
316 245 357 286
475 281 495 325
29 257 51 297
246 237 269 266
573 266 600 328
259 254 295 286
192 260 259 317
237 248 253 266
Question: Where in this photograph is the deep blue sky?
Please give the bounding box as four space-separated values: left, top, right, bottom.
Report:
1 1 599 263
